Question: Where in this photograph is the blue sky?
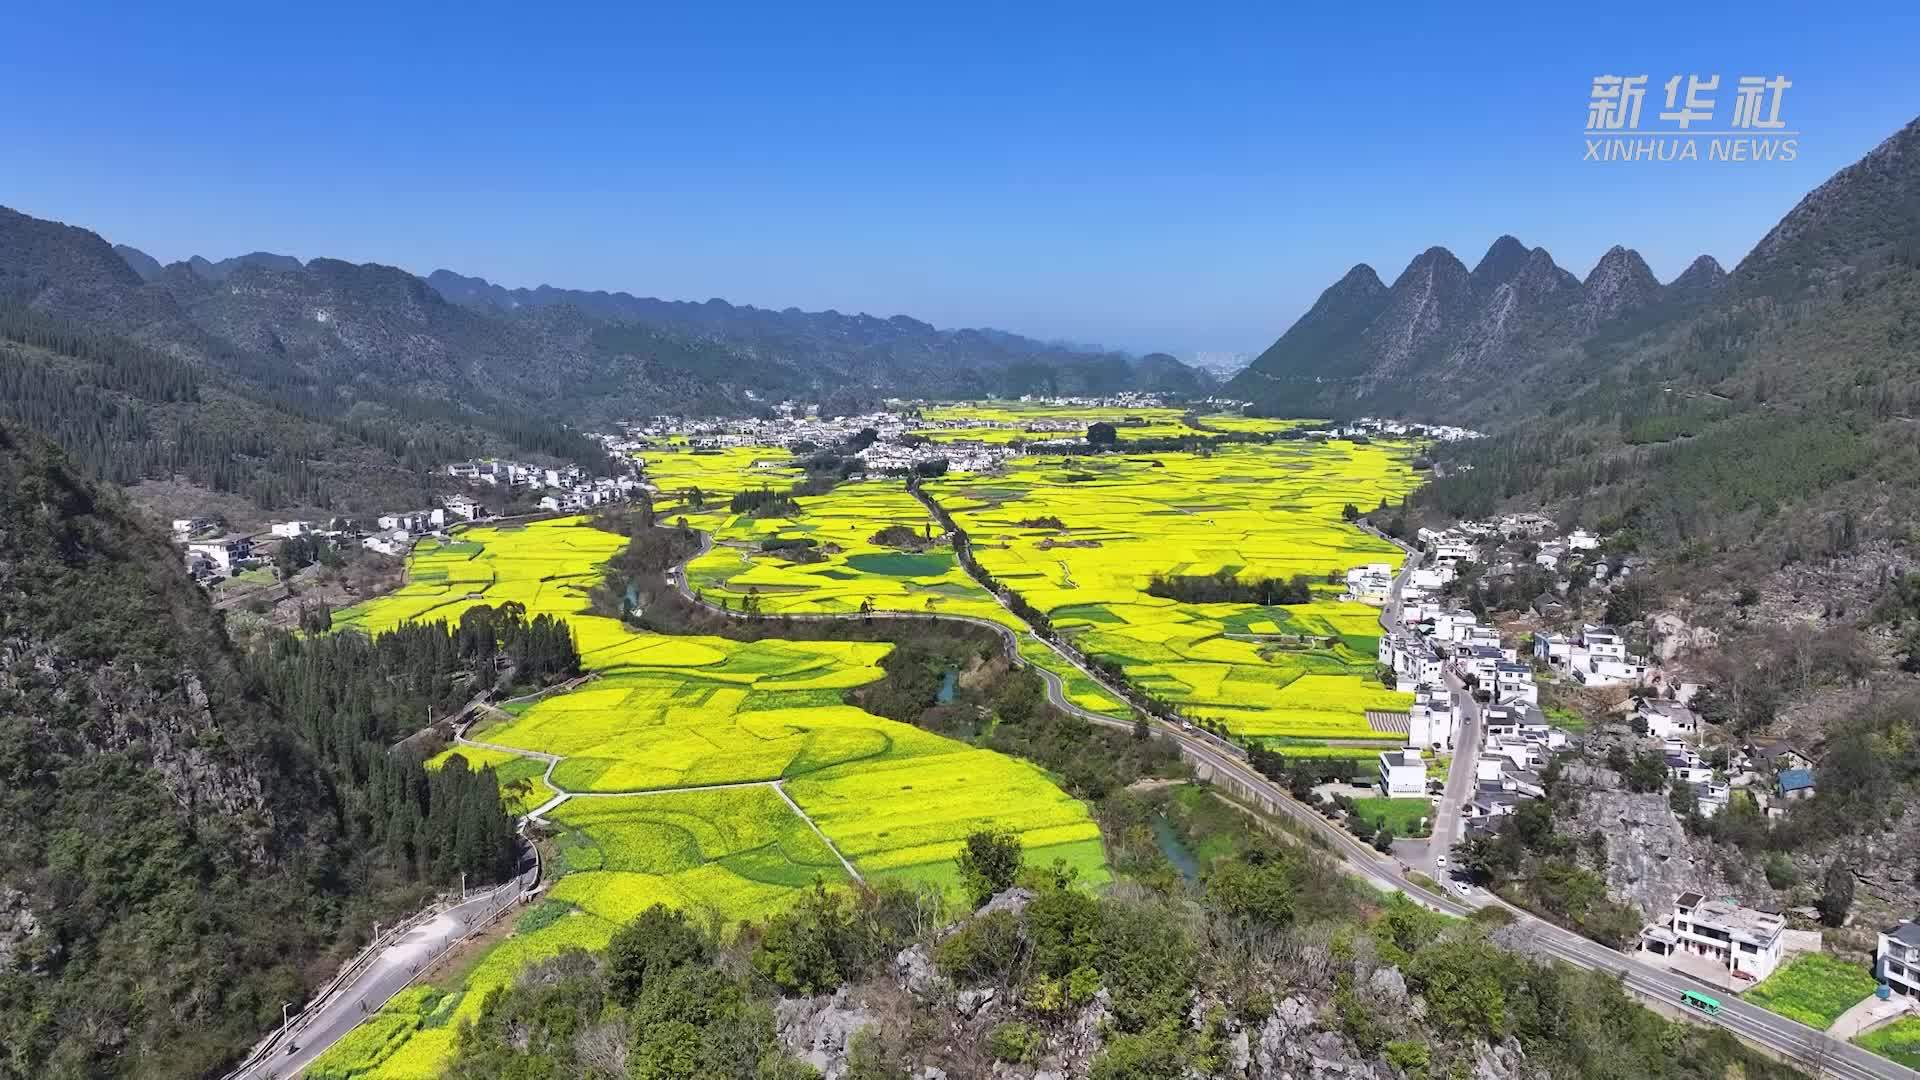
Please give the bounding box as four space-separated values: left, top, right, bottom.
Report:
4 1 1916 355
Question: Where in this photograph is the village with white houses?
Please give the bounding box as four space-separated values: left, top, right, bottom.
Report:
1355 507 1920 1039
173 453 643 589
608 394 1197 479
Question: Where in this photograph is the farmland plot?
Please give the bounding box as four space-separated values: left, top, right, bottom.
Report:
925 439 1420 744
335 510 1112 1074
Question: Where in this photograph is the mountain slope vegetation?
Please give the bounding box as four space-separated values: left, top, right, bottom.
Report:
1233 115 1920 571
0 424 524 1079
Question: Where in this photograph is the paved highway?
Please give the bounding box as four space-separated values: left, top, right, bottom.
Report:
256 510 1913 1079
229 848 538 1080
673 502 1915 1078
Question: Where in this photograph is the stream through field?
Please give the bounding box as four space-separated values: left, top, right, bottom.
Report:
1151 816 1201 882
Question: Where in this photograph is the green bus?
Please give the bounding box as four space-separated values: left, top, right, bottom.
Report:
1680 989 1722 1016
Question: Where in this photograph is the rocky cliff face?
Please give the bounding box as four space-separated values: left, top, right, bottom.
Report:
1580 786 1737 918
0 424 338 1076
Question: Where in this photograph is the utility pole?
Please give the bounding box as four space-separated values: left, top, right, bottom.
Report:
280 1000 293 1044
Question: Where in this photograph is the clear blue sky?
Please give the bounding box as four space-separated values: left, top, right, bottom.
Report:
5 1 1916 355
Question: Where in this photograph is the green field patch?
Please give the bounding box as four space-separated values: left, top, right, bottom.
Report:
1859 1017 1920 1070
1745 953 1878 1029
846 551 956 576
1349 797 1433 837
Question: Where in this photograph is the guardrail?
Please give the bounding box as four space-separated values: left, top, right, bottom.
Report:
218 844 538 1080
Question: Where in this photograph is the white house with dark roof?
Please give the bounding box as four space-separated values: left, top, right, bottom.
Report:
1641 893 1787 982
1533 630 1574 666
1378 749 1427 796
1493 662 1537 704
1408 687 1458 752
1879 920 1920 998
1637 698 1702 741
186 535 255 573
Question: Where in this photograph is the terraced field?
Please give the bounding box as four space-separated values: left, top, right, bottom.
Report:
330 512 1109 1076
646 453 1133 718
543 787 852 925
925 439 1420 743
913 401 1202 443
641 444 797 496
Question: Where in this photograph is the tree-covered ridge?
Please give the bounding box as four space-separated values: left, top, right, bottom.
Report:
0 426 561 1079
0 300 603 512
442 805 1806 1080
0 422 336 1079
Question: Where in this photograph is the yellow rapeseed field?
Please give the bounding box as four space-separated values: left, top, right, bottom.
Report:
926 439 1420 742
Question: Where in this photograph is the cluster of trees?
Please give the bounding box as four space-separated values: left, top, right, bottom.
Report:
0 429 551 1078
868 523 932 550
730 486 803 517
248 607 578 882
447 903 823 1080
1874 571 1920 671
1145 569 1316 606
451 795 1802 1080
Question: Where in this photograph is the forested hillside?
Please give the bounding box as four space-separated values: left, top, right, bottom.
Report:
0 425 529 1079
0 203 1206 519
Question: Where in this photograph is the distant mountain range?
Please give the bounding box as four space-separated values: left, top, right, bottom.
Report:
1270 114 1920 562
0 205 1211 511
1226 115 1920 431
77 229 1216 422
1224 238 1729 420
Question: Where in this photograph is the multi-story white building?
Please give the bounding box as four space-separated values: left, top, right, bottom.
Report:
1581 624 1626 662
1408 687 1458 752
1432 536 1477 566
1641 893 1787 982
186 536 254 573
1461 644 1505 685
1381 633 1444 690
1493 662 1537 704
1425 609 1479 644
1378 749 1428 796
1878 921 1920 998
1532 631 1574 666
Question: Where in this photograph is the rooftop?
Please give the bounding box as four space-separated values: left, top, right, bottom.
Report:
1681 897 1786 944
1883 922 1920 947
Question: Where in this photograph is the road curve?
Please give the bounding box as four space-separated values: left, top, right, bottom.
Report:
666 497 1918 1079
228 849 538 1080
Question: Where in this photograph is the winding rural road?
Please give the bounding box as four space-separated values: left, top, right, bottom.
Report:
249 503 1914 1079
227 848 538 1080
673 493 1916 1079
